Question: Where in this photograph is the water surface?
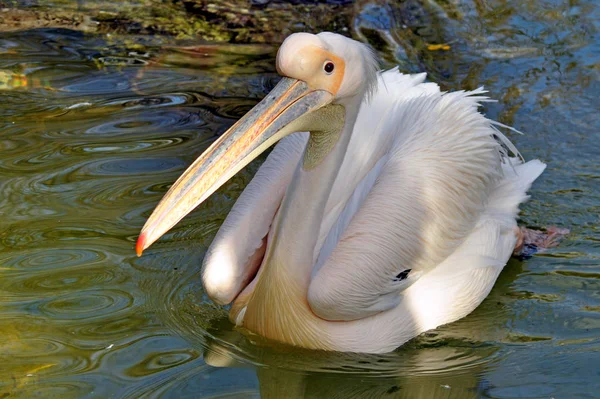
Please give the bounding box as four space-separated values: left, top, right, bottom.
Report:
0 1 598 398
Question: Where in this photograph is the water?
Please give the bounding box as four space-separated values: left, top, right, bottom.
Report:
0 1 598 397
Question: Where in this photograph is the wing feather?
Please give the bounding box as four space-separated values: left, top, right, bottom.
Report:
202 133 308 304
308 77 506 321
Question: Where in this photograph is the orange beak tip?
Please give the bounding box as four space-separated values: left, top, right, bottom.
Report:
136 233 146 257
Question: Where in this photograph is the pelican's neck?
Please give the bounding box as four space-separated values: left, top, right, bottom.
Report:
275 98 360 278
243 96 363 347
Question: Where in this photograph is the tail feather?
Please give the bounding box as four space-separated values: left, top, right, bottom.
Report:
484 158 546 225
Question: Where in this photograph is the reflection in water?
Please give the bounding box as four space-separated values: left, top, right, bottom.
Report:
206 346 487 399
0 0 598 397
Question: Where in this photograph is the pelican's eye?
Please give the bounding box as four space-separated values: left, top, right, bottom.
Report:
323 61 335 74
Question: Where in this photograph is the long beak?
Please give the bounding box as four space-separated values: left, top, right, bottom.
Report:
136 78 333 255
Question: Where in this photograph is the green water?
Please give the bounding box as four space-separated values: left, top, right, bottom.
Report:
0 1 598 398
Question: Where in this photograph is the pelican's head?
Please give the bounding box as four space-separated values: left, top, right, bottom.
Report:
276 32 378 101
136 32 378 256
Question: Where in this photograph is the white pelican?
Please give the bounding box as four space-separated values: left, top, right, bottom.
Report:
137 32 548 353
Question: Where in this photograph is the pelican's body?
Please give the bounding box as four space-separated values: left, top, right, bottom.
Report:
137 33 545 353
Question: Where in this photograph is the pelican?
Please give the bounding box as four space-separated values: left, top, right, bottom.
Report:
136 32 548 353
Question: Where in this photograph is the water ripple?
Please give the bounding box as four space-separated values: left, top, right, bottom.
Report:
0 248 106 271
8 381 95 398
68 137 188 154
71 313 157 340
77 156 186 177
36 289 134 320
124 349 199 377
101 93 196 109
2 267 118 295
76 112 206 140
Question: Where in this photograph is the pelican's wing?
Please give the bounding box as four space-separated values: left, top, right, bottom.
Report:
308 85 509 321
202 133 307 305
308 154 428 321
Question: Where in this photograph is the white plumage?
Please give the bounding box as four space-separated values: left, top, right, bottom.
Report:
139 32 545 353
202 68 544 352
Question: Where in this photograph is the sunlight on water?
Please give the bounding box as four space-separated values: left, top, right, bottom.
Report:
0 1 598 397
